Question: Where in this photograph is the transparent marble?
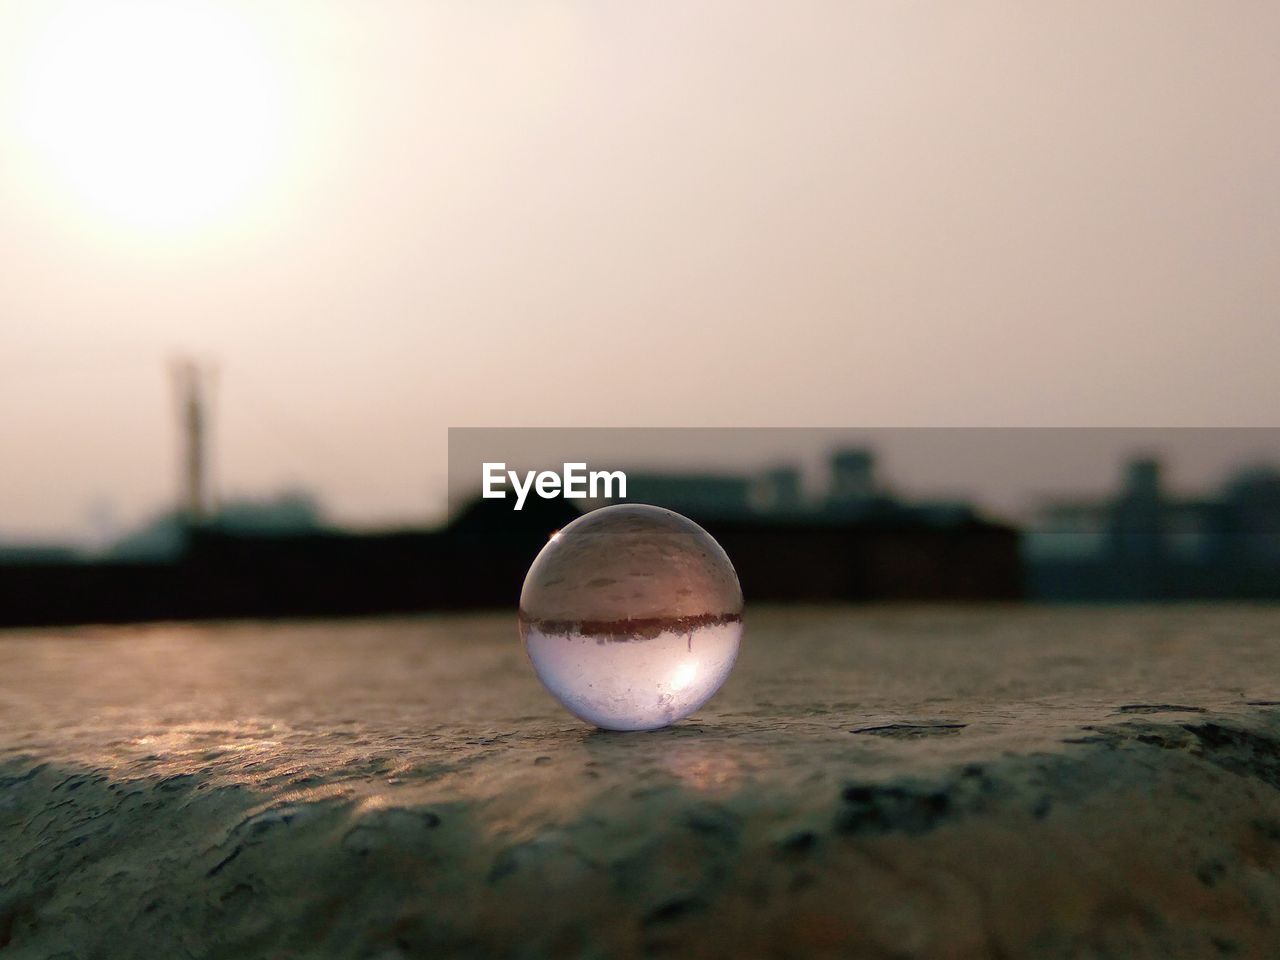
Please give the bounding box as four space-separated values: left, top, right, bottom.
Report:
519 504 744 731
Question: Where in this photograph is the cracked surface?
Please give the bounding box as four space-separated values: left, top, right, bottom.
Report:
4 606 1280 958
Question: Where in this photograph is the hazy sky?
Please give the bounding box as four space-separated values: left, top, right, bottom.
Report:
1 1 1277 538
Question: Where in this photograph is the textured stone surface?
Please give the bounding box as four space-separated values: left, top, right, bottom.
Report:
4 607 1280 958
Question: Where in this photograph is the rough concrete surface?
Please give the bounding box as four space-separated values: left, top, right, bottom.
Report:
3 606 1280 958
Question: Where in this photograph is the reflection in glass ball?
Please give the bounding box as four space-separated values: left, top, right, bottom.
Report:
519 504 744 731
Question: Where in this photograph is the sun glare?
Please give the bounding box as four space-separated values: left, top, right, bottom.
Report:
15 1 283 231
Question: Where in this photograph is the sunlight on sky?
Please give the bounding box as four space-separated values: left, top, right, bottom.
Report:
12 0 285 231
0 1 1276 538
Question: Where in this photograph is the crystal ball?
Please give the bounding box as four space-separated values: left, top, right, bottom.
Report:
519 504 744 731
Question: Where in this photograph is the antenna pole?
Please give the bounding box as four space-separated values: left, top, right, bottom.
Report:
171 358 214 524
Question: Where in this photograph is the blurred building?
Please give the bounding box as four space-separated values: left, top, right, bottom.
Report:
828 448 877 505
1028 457 1280 599
0 541 78 564
615 448 976 526
752 465 803 515
620 472 754 520
0 449 1021 627
109 491 327 561
602 448 1014 604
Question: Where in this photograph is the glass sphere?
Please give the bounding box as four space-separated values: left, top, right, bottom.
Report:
519 504 744 731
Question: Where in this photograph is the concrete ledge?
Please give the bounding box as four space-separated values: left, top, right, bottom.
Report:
3 608 1280 957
